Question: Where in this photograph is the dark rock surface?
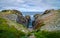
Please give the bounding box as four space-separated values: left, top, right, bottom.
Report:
25 15 31 28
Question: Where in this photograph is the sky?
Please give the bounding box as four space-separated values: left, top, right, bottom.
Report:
0 0 60 12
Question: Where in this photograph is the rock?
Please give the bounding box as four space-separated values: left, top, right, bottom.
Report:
1 10 22 15
43 9 54 15
0 15 29 34
25 15 31 28
32 17 45 30
0 10 22 22
25 15 31 22
16 15 27 26
34 14 41 20
33 9 60 31
32 14 42 29
40 10 60 31
0 10 29 27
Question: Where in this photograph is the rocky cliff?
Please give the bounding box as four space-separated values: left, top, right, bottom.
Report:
0 10 30 27
33 9 60 31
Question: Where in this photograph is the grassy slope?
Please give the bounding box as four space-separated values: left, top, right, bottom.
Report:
34 30 60 38
0 10 31 38
0 10 29 33
0 17 30 38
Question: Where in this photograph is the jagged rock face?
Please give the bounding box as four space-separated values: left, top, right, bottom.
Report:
25 15 31 28
0 10 29 27
25 15 31 22
40 10 60 31
0 10 22 21
33 19 44 30
33 10 60 31
0 15 29 34
16 15 28 27
32 18 45 30
32 14 42 29
34 14 41 20
0 10 29 33
43 9 54 15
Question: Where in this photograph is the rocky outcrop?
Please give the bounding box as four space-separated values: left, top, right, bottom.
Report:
32 14 43 29
33 9 60 31
0 10 22 21
16 15 28 27
0 17 29 38
0 15 29 33
43 9 54 15
0 10 29 27
40 10 60 31
34 14 41 20
25 15 31 28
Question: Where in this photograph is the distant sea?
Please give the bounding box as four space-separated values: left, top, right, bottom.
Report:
22 12 43 15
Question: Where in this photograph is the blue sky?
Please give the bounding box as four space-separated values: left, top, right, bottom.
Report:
0 0 60 12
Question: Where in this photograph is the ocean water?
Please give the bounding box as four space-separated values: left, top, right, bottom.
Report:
22 12 43 15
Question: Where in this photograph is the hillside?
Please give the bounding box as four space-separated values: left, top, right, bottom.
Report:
0 10 30 38
0 9 60 38
40 10 60 31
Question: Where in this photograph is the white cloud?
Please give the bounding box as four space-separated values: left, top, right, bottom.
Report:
0 0 60 12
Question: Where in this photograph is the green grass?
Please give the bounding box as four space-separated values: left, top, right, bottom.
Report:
0 17 28 38
34 30 60 38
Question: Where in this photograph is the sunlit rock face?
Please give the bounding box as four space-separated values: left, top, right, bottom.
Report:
33 9 60 31
32 14 43 29
40 10 60 31
0 10 22 22
0 10 29 27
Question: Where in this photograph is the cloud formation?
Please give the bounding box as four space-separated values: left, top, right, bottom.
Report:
0 0 60 12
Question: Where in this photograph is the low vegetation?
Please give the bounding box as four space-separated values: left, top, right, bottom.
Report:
34 30 60 38
0 17 29 38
